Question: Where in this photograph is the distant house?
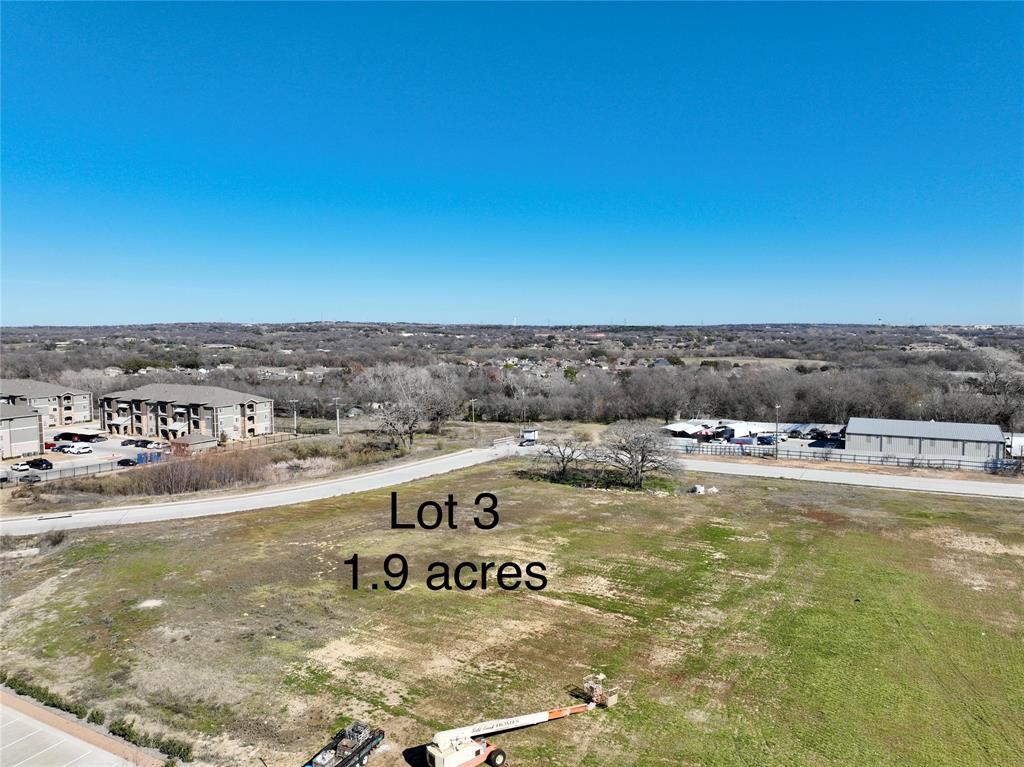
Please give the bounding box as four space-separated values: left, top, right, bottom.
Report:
845 417 1004 460
0 378 93 426
101 384 273 441
103 366 125 377
346 406 364 418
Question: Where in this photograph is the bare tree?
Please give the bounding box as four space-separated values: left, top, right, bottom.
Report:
540 437 591 480
599 420 675 489
421 365 465 433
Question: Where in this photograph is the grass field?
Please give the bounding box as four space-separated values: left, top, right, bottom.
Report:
2 462 1023 766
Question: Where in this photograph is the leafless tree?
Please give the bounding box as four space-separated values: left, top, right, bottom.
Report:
540 437 592 480
598 420 676 489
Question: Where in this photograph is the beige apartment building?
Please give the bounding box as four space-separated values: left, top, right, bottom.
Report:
0 403 44 459
0 378 93 427
100 384 273 441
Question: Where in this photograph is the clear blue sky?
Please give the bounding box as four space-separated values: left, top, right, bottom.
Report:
2 2 1022 326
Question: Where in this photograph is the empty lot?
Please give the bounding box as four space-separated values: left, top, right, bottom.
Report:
2 462 1023 766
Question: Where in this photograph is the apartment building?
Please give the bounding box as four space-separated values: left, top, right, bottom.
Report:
0 404 44 459
100 384 273 441
0 378 93 427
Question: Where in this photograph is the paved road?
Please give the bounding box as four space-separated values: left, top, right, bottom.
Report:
0 694 153 767
683 458 1024 499
0 446 514 537
3 444 1020 538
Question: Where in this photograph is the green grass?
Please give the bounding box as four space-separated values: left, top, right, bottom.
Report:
2 463 1022 766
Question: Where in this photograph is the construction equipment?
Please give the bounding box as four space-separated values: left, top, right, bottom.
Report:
582 673 619 708
304 722 385 767
426 703 593 767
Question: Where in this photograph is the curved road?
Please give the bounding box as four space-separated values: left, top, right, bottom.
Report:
2 445 1020 537
0 446 513 537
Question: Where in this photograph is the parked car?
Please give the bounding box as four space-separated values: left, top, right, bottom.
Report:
135 439 153 448
117 458 137 467
121 439 138 447
519 439 536 447
43 441 56 449
52 444 72 453
86 434 107 442
10 463 30 472
148 442 168 450
27 458 53 470
757 435 777 445
0 475 10 486
18 473 42 484
67 445 93 454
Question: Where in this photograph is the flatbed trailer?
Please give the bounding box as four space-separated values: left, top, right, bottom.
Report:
304 722 385 767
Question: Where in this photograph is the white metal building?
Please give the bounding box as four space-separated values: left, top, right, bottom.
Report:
845 417 1005 460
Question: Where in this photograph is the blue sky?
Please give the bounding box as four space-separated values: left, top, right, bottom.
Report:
2 2 1022 326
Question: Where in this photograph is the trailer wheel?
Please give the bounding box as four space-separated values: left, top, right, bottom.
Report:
487 750 507 766
360 756 368 766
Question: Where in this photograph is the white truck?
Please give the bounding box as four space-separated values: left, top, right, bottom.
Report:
426 702 595 767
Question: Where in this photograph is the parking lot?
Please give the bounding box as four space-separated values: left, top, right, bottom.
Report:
0 700 136 767
1 423 167 486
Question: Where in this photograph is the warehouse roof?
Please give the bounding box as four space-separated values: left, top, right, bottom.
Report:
104 384 271 407
847 417 1004 442
0 403 42 420
0 378 88 398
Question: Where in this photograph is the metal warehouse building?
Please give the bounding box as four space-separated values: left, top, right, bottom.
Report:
845 417 1005 460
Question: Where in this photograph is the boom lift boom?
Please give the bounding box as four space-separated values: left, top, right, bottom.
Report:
426 702 595 767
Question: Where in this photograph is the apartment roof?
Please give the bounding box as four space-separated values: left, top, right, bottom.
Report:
846 417 1004 443
0 378 88 398
104 384 271 408
0 403 42 420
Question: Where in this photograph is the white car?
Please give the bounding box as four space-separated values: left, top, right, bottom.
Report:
67 445 93 454
10 463 30 472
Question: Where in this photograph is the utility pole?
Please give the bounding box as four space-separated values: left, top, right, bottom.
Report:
289 399 299 435
469 398 477 441
333 396 342 437
774 403 781 460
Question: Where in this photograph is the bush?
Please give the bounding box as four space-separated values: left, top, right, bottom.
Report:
1 671 88 718
87 709 106 725
108 717 194 762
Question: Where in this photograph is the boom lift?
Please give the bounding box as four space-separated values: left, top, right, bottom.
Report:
426 703 594 767
427 674 620 767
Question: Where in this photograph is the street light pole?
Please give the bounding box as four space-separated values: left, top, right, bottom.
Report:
289 399 299 435
774 404 781 460
333 397 341 437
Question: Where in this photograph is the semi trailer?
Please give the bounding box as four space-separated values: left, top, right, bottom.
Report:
304 722 385 767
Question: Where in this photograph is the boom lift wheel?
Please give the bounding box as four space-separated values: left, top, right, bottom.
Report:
487 749 507 766
360 756 368 766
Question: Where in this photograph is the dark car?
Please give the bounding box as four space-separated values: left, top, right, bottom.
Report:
756 435 777 446
117 458 138 467
52 445 72 453
519 439 537 447
121 439 138 447
18 474 42 484
27 458 53 470
135 440 153 448
87 434 107 443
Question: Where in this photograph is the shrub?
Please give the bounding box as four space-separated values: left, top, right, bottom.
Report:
87 709 106 725
108 717 194 762
1 671 87 718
